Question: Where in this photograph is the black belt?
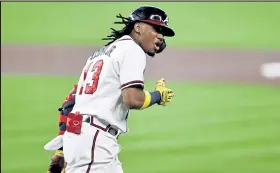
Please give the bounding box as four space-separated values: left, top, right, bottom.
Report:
84 117 119 137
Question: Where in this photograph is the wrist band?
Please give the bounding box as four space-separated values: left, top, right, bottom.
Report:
141 91 161 109
141 90 151 109
150 91 161 105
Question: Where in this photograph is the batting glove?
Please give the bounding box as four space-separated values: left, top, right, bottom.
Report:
155 78 174 106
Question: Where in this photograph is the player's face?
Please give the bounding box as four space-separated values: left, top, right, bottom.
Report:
138 22 164 56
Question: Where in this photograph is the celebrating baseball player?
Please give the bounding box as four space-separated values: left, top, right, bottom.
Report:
44 5 175 173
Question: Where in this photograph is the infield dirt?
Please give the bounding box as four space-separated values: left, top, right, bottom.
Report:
2 45 280 86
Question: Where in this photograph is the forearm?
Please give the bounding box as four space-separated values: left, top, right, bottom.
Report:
124 89 145 109
57 84 77 135
138 90 161 109
122 87 161 110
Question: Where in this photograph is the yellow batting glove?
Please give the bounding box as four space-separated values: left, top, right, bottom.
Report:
155 78 175 106
156 78 166 87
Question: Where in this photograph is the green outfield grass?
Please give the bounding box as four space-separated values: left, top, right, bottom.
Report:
2 2 280 173
2 2 280 48
2 75 280 173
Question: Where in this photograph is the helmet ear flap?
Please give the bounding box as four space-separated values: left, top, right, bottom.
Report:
156 39 166 54
147 39 166 57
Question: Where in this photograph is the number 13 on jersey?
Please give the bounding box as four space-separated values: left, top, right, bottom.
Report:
79 59 104 95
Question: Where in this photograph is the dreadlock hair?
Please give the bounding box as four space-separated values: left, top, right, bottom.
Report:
102 14 135 46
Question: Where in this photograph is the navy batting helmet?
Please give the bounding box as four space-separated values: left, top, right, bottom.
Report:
128 6 175 37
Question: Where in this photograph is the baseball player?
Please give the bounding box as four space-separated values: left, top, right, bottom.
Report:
44 5 175 173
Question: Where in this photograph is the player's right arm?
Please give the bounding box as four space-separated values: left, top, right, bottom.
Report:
122 87 147 109
120 45 174 110
122 79 174 109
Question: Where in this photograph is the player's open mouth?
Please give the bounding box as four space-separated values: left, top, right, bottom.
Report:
154 42 162 51
155 42 162 46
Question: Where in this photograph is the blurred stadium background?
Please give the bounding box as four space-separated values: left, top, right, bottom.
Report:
1 2 280 173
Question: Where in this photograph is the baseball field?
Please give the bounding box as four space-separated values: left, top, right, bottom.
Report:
2 2 280 173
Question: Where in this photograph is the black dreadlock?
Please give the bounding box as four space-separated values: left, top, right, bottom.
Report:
102 14 135 46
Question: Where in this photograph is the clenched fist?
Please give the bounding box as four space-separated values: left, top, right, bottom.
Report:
47 150 66 173
155 78 174 106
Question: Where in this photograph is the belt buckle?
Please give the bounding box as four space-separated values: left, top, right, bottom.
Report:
86 116 119 137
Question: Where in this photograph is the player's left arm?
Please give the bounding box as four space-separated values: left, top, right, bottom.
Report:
57 84 77 136
45 84 77 173
45 56 93 151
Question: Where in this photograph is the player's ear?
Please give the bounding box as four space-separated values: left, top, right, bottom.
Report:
134 22 142 35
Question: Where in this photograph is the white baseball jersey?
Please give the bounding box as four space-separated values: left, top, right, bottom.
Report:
71 35 146 133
